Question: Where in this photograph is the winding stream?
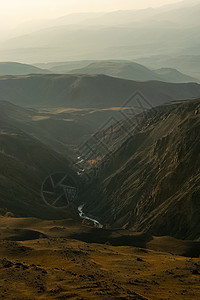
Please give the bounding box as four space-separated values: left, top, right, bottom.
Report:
78 204 103 228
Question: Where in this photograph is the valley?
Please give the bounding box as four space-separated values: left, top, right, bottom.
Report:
80 98 200 240
0 1 200 298
0 77 200 239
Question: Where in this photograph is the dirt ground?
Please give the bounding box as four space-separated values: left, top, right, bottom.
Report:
0 216 200 299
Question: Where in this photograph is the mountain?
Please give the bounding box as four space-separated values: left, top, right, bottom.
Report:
153 67 197 83
0 62 51 75
0 100 73 154
1 2 200 62
0 101 77 219
80 98 200 240
0 24 198 62
136 55 200 81
1 60 196 83
67 61 197 83
7 1 199 39
36 60 95 73
0 74 200 109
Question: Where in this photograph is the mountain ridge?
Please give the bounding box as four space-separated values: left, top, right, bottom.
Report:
0 62 51 75
67 61 197 83
0 74 200 108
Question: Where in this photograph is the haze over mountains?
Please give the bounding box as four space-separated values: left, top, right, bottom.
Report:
0 61 197 83
0 0 200 64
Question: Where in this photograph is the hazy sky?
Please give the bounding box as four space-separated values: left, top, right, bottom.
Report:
0 0 184 28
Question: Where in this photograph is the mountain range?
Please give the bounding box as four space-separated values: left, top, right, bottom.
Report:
0 1 200 62
67 61 197 83
0 74 200 109
0 61 197 83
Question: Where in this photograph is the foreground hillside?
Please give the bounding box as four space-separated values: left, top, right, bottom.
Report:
0 217 200 299
81 98 200 240
0 74 200 108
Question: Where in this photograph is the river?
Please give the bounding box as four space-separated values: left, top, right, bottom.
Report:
78 204 103 228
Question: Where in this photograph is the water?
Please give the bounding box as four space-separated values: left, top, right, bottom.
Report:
78 204 103 228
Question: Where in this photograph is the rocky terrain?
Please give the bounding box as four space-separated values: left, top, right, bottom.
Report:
81 98 200 240
0 216 200 299
0 91 200 299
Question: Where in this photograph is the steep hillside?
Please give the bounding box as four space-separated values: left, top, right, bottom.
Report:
0 112 77 219
0 100 74 154
0 62 51 75
0 101 126 153
81 98 200 240
0 74 200 108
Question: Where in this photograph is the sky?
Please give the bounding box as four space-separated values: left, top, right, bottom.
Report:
0 0 184 29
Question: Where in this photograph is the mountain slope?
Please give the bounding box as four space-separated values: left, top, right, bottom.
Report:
80 98 200 240
0 100 126 154
0 74 200 108
0 104 77 219
0 62 51 75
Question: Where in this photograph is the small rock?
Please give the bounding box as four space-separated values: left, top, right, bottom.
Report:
137 257 143 262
